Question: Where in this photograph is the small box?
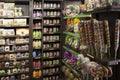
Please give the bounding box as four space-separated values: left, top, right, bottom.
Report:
4 10 14 17
16 28 29 36
3 19 13 26
0 2 4 10
0 10 4 17
0 19 3 26
14 19 27 26
4 3 14 10
0 39 5 45
0 29 4 36
4 29 15 36
5 46 10 51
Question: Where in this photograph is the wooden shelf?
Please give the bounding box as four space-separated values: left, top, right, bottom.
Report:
0 36 29 38
33 47 42 50
33 8 42 10
33 18 42 20
44 8 61 10
44 16 61 18
0 16 29 19
43 24 61 26
1 0 30 2
33 68 41 70
88 6 120 14
0 50 29 54
33 77 41 79
0 65 29 70
0 72 29 77
43 48 60 51
43 72 60 77
0 57 29 62
43 64 60 68
0 25 29 28
33 57 41 59
43 56 60 60
33 28 42 30
0 43 29 46
44 0 62 1
43 40 60 43
43 32 60 35
33 38 42 40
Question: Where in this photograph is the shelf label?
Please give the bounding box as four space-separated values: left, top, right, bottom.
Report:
108 60 119 65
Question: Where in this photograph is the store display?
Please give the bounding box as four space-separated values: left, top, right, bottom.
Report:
0 2 25 17
63 5 80 16
0 0 119 80
114 19 120 59
0 1 30 79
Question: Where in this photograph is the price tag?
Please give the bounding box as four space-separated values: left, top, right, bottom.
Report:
108 60 119 65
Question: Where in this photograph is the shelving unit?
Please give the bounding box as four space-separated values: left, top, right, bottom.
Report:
31 0 62 80
32 0 43 80
0 0 31 80
89 5 120 80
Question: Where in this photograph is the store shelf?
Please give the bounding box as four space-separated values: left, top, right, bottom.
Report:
0 36 29 38
43 24 61 26
63 31 80 38
43 72 60 77
33 8 42 10
33 38 42 40
43 40 60 43
62 60 80 77
63 46 79 56
33 28 42 30
63 46 119 66
89 6 120 14
43 48 60 51
43 64 60 69
44 16 61 18
1 0 30 2
0 72 29 77
44 0 62 1
0 58 29 62
44 8 61 10
0 43 29 46
0 16 29 19
33 18 42 20
63 14 91 19
33 47 42 50
33 68 41 70
33 57 41 59
33 77 42 79
43 57 60 60
0 50 29 54
43 32 60 35
0 65 29 70
0 25 29 28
